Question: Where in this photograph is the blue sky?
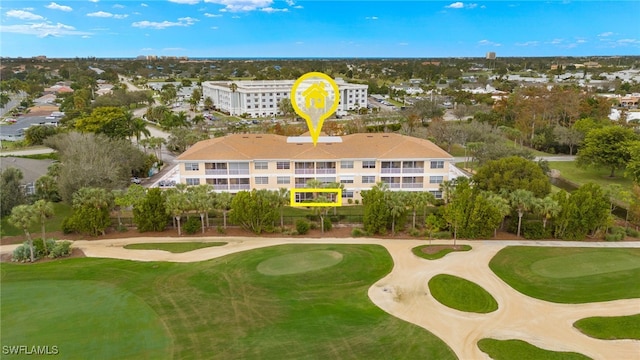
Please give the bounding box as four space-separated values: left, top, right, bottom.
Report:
1 1 639 58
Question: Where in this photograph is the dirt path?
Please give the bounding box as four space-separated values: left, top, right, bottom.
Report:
2 237 639 359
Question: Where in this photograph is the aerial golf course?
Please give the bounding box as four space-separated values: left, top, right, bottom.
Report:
1 239 639 359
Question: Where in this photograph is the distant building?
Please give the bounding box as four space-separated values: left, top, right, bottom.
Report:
201 79 368 118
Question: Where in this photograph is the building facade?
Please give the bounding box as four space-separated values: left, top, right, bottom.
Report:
201 79 368 118
176 133 465 202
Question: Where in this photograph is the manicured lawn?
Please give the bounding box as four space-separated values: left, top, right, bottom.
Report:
548 161 634 197
489 247 640 303
1 280 171 360
123 241 227 253
428 274 498 313
1 202 73 238
412 245 471 260
477 338 591 360
574 314 640 340
1 244 456 360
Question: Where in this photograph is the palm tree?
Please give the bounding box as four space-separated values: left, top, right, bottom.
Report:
187 185 214 233
130 117 151 145
484 192 511 237
204 96 214 111
215 192 232 229
9 204 37 262
229 83 238 115
508 189 536 238
387 192 407 235
165 189 188 236
534 196 560 229
408 192 434 229
275 188 290 229
32 200 54 254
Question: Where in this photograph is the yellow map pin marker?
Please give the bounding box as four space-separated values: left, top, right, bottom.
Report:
290 72 340 146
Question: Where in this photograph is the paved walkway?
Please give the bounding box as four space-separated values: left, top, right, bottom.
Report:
2 237 639 359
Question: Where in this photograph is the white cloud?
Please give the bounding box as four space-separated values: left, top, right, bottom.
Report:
89 0 99 2
293 5 303 9
285 0 295 5
132 17 198 29
204 0 273 12
6 10 44 20
260 7 288 13
45 2 73 12
169 0 200 4
550 38 563 44
446 2 464 9
365 16 378 20
576 38 587 44
87 11 128 19
82 35 91 38
141 3 149 7
598 31 613 37
204 12 222 17
478 39 501 46
617 38 640 45
515 41 539 47
113 4 125 9
211 26 219 29
0 22 91 37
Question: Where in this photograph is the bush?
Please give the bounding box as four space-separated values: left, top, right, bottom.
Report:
283 228 299 236
626 227 640 238
61 216 76 234
409 228 421 237
33 238 57 258
605 226 626 241
296 219 310 235
183 217 201 235
309 222 318 230
322 217 333 232
49 241 72 258
351 228 367 237
12 243 31 262
354 199 360 205
216 226 226 234
347 198 353 204
522 222 551 240
434 231 452 239
605 233 624 241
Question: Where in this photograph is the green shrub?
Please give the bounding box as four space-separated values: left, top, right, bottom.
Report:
216 226 226 234
49 241 72 258
522 222 551 240
409 228 421 237
33 238 57 258
309 222 318 230
354 199 360 205
296 219 310 235
434 231 452 239
347 198 353 204
183 217 201 235
605 226 626 241
626 227 640 238
322 217 332 232
351 228 367 237
283 228 299 236
12 243 31 262
61 216 76 234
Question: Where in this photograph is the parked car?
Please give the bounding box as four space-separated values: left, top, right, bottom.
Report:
131 177 141 184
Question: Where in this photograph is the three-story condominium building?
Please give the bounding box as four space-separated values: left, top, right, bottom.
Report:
176 133 466 202
201 79 368 118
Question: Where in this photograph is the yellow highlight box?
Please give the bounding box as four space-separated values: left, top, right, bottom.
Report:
290 188 343 207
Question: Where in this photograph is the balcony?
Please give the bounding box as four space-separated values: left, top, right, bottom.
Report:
381 168 401 174
205 169 228 175
229 169 250 175
402 183 423 189
212 184 229 191
316 168 336 174
383 183 401 189
295 169 315 175
229 184 250 190
402 167 424 174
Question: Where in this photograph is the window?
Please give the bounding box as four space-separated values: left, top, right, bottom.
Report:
277 176 290 184
186 178 200 186
254 161 268 170
362 176 376 184
185 163 199 171
362 160 376 169
341 190 354 198
429 176 444 184
255 177 268 185
276 161 290 169
340 177 354 184
429 190 443 199
430 160 444 169
340 160 354 169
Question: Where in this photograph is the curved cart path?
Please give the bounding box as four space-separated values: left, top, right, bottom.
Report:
2 237 639 359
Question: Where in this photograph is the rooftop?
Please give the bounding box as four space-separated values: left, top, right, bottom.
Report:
177 133 452 161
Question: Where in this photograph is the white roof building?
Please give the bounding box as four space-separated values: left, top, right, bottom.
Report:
202 78 368 118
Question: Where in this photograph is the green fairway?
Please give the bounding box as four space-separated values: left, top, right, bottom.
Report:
412 245 471 260
1 280 171 360
574 314 640 340
1 202 73 237
257 250 343 275
477 338 591 360
428 274 498 313
123 241 227 253
548 161 633 200
1 244 457 360
489 247 640 303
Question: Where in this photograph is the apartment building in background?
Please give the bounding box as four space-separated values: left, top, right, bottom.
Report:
201 79 368 118
175 133 465 202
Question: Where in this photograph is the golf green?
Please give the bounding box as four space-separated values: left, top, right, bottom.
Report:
1 280 171 360
531 253 640 278
257 250 343 275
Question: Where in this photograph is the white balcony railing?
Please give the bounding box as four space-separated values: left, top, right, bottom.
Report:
383 183 401 189
295 169 315 174
229 184 250 190
229 169 250 175
206 169 228 175
402 183 423 189
212 184 229 190
381 168 401 174
402 168 424 174
316 168 336 174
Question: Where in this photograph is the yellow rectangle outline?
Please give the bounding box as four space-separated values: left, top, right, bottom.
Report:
290 188 343 207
